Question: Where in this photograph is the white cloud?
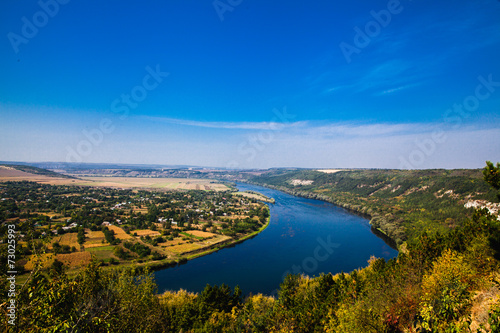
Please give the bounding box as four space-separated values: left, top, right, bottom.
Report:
140 115 306 130
221 120 500 169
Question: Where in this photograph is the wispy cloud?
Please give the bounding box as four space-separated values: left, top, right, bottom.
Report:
287 121 443 141
375 83 423 96
355 59 423 94
312 58 426 98
140 115 306 130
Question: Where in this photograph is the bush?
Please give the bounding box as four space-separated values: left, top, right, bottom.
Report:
419 250 479 332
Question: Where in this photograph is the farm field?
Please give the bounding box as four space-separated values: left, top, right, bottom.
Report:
85 246 116 261
132 229 161 237
23 251 90 271
0 165 78 185
24 253 55 271
108 225 133 240
163 235 231 254
0 166 230 192
83 230 108 248
70 176 230 191
166 242 203 254
233 190 275 203
185 230 215 238
56 251 92 268
53 232 79 248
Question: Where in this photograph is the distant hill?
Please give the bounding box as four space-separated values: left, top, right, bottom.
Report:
245 168 499 246
1 164 76 179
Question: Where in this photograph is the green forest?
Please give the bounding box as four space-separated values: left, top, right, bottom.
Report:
246 168 498 248
1 162 500 332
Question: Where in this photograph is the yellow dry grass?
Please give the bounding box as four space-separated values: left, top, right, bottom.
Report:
107 225 133 240
167 242 202 254
185 230 216 238
159 238 185 247
165 234 231 255
70 177 229 191
24 251 92 270
82 230 109 248
0 166 230 192
0 166 77 185
133 229 161 237
53 232 79 248
56 251 91 268
204 235 231 246
24 253 55 270
233 191 268 201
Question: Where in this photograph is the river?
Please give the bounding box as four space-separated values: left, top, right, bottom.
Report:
154 183 398 296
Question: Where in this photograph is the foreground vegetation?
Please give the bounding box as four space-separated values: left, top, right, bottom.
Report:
2 207 500 332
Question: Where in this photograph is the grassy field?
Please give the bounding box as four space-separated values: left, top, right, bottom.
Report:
70 176 230 191
160 233 231 255
159 239 185 247
133 229 161 237
167 242 202 254
56 251 91 268
24 253 55 270
53 232 79 248
233 191 275 203
0 166 78 185
85 246 116 261
204 234 231 244
24 251 91 271
83 230 108 248
108 225 133 240
0 166 230 191
185 230 215 238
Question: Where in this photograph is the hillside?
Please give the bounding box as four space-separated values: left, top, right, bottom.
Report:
2 164 76 179
246 169 499 247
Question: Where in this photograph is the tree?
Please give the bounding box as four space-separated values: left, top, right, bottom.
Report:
484 161 500 200
77 227 85 245
52 242 61 254
419 250 478 332
49 258 67 278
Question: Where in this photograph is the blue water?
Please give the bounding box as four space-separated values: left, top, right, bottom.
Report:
154 183 397 296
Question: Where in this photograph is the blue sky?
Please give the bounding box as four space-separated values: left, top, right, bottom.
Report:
1 0 499 169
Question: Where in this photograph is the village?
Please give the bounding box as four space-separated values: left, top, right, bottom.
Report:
0 179 270 278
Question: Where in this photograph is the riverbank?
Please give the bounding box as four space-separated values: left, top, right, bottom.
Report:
233 190 276 203
115 206 272 274
187 213 271 260
239 180 400 251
